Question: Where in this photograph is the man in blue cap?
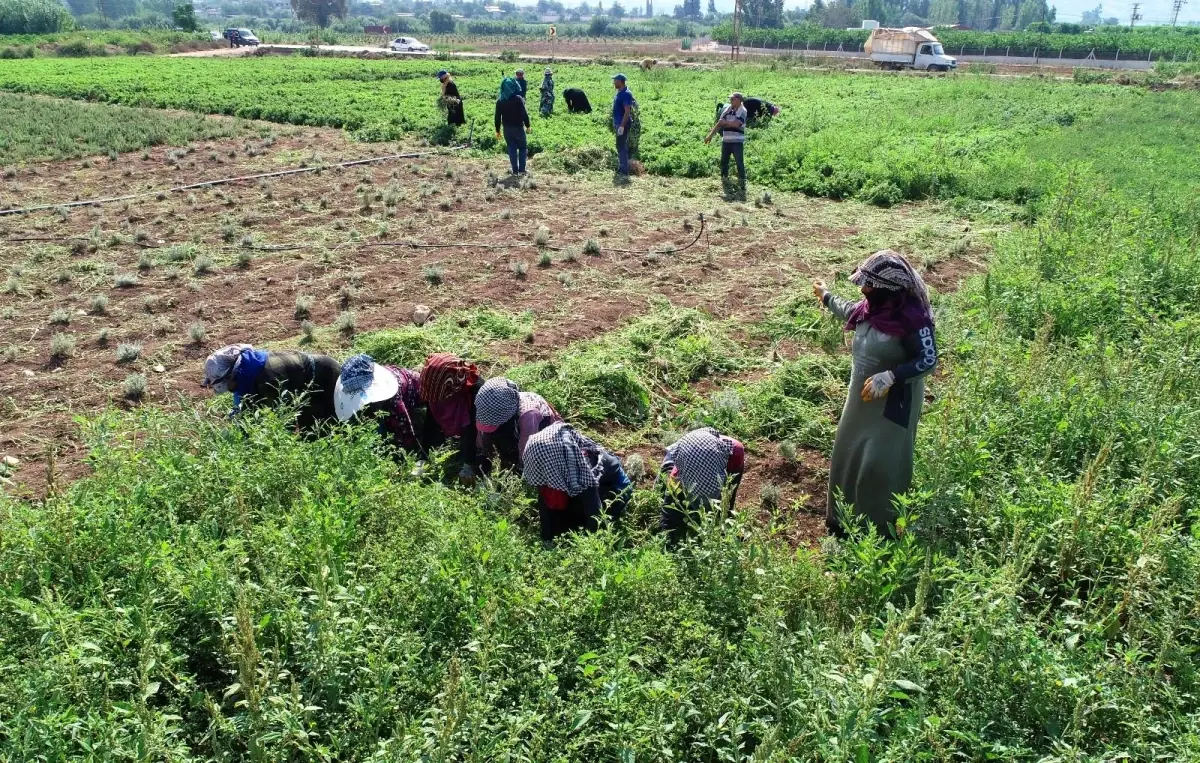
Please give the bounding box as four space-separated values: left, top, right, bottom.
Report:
611 73 634 177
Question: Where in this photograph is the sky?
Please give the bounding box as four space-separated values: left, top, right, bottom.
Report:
679 0 1200 23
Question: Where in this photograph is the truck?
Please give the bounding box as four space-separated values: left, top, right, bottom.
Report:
865 27 957 72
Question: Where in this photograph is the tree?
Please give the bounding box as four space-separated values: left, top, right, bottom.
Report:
588 13 610 32
741 0 783 27
672 0 699 19
172 2 198 30
706 0 715 16
610 0 625 16
428 8 456 31
290 0 347 27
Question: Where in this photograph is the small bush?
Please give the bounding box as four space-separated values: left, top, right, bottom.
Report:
188 322 206 345
538 252 553 268
423 265 445 285
779 441 797 462
192 255 214 275
122 373 147 400
760 482 782 509
624 452 646 482
114 273 138 288
300 320 316 344
49 308 71 326
234 250 252 268
336 311 357 337
294 295 314 319
534 226 551 247
583 238 601 256
116 343 141 363
499 49 520 62
50 332 75 360
511 260 528 279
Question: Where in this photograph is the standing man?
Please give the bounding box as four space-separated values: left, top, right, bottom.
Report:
539 68 555 117
514 69 528 99
437 70 465 127
612 73 634 178
705 91 747 194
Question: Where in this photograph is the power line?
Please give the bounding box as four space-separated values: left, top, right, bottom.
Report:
1129 2 1142 28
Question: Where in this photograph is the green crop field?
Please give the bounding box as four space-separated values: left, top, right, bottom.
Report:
0 55 1197 202
1 53 1199 761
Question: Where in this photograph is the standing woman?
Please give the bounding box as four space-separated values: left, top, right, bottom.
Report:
539 68 555 117
522 422 632 543
437 69 466 128
657 427 745 544
494 77 531 176
813 249 938 536
419 352 482 482
474 377 561 473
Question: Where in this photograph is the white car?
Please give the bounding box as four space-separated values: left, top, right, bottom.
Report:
389 36 430 52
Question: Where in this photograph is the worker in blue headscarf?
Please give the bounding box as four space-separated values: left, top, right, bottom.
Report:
494 76 531 175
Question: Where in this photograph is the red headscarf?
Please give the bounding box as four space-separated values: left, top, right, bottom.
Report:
419 353 480 437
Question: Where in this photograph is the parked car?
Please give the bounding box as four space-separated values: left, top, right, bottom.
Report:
389 36 430 52
223 28 260 47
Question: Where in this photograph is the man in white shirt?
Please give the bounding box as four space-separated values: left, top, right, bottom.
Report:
704 91 748 193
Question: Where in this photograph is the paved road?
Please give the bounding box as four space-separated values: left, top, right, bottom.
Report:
708 43 1154 70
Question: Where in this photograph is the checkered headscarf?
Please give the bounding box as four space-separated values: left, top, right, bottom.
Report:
674 427 734 502
475 377 521 428
522 422 602 496
849 250 931 310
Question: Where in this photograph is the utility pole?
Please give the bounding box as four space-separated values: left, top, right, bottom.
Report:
730 0 742 62
1129 2 1142 28
1171 0 1187 26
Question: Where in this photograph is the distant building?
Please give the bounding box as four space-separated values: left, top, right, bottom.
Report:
484 4 504 14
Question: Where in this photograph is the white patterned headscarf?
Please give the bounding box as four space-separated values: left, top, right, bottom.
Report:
674 427 734 502
475 377 522 429
202 344 252 393
522 422 602 496
849 250 931 310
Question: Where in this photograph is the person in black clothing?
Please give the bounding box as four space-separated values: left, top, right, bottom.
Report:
563 88 592 114
514 69 528 99
201 344 341 432
523 422 633 544
437 70 465 127
713 97 781 125
494 77 531 175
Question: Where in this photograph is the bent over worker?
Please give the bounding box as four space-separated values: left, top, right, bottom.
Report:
813 249 938 536
474 377 561 473
657 427 745 545
523 422 632 543
333 354 431 456
202 344 340 431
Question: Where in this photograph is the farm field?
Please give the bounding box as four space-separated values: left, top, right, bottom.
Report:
1 56 1199 760
1 56 1199 202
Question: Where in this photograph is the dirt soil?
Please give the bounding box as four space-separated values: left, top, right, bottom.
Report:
0 121 991 544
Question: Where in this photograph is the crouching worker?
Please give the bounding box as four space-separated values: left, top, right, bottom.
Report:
202 344 341 431
474 377 561 473
419 352 482 484
523 422 632 543
333 354 428 456
658 427 745 545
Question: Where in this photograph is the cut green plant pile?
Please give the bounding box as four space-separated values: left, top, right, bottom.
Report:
1 56 1198 200
354 307 534 368
0 92 251 164
2 177 1200 758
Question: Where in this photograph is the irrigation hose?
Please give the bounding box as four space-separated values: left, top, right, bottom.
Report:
0 145 468 218
364 214 706 257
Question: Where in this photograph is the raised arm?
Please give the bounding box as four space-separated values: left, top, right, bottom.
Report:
814 280 859 322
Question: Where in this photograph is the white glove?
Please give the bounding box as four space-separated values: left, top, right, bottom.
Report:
861 371 895 402
617 126 625 136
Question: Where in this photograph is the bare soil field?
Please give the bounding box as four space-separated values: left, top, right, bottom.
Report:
0 121 991 540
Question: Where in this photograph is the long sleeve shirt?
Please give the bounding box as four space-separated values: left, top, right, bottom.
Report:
494 96 530 132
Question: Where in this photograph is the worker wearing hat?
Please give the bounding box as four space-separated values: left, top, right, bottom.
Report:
539 67 555 117
612 73 633 177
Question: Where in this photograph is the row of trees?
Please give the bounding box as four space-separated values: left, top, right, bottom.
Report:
0 0 74 33
725 0 1057 31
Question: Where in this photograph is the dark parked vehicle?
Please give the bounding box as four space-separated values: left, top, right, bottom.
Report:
223 28 260 47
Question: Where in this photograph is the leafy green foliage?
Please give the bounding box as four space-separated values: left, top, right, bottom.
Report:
354 308 533 368
3 57 1198 200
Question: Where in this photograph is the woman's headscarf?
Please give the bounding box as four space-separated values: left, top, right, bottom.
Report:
673 427 734 503
202 344 252 393
844 249 934 337
475 377 521 430
523 422 603 496
498 76 522 102
419 353 480 436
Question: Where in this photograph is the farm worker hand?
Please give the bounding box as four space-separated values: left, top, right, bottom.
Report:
495 131 502 140
617 126 625 137
861 370 896 402
704 134 712 144
458 464 477 486
526 126 531 134
812 280 829 301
